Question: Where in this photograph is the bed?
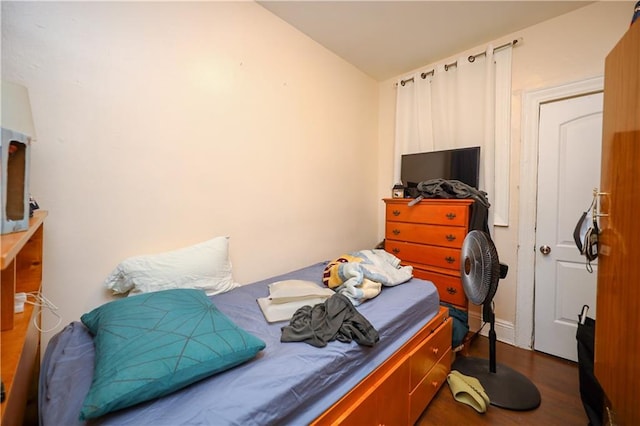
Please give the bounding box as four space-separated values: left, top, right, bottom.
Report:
39 261 452 425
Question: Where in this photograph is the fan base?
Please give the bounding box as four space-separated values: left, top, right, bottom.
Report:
452 356 541 411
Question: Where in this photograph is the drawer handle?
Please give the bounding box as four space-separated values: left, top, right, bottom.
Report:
392 248 400 254
392 229 400 235
446 286 457 295
431 381 439 388
446 234 456 242
392 210 401 216
432 347 439 355
445 256 455 264
446 212 457 220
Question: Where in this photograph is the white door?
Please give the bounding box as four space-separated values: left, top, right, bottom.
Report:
533 92 602 362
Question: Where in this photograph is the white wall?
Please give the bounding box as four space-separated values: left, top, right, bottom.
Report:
2 1 379 347
377 1 632 344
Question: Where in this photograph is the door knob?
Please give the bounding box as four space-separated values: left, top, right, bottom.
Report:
539 245 551 255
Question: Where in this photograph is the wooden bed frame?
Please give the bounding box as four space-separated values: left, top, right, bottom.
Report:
312 306 452 425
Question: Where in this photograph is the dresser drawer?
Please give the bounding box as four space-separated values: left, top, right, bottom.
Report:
385 202 469 226
385 222 466 248
385 241 460 271
409 347 451 424
413 267 466 308
409 317 452 390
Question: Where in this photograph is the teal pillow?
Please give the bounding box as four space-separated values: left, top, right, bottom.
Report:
79 289 266 420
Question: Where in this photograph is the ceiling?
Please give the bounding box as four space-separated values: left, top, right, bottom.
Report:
258 1 593 81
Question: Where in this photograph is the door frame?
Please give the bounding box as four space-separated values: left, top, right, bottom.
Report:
515 75 603 349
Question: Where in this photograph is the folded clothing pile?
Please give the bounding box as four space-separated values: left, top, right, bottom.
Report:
257 280 335 323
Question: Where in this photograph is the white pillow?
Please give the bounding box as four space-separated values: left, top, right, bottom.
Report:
257 280 335 323
104 236 239 296
257 296 331 323
267 280 335 303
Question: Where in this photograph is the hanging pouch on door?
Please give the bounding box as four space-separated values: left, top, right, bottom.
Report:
584 221 599 262
573 195 599 273
573 210 589 253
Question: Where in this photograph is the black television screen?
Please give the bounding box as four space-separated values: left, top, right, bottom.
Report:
401 146 481 189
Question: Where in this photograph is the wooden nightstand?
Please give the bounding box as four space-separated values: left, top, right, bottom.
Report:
1 210 47 426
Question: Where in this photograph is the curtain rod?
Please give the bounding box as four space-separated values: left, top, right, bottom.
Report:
399 38 521 86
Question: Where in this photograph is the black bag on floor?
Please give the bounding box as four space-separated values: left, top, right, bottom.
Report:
576 307 604 426
441 303 469 349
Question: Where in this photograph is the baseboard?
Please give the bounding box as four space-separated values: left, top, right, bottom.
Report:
468 310 516 346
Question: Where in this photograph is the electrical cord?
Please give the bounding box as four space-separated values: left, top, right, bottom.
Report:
24 291 61 333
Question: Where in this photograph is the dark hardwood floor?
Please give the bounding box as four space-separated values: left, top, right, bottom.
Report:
417 336 588 425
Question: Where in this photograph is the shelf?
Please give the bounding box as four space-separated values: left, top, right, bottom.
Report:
1 302 39 424
1 210 47 331
0 210 47 426
1 210 47 270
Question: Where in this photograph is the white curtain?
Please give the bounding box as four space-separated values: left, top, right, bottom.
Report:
394 44 513 228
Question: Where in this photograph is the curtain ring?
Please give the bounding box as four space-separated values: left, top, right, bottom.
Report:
468 55 475 63
399 77 414 86
420 70 434 79
444 61 457 71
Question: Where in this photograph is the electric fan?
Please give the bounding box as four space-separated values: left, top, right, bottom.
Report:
452 230 541 411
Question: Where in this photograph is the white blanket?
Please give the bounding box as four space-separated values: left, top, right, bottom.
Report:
323 249 413 306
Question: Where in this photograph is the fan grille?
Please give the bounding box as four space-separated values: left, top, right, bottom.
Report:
460 230 500 305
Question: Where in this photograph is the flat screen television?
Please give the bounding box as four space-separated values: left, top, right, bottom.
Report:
401 146 481 190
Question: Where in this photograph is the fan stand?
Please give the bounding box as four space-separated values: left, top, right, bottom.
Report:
453 302 541 411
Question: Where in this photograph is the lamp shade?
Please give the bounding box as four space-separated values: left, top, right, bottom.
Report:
1 80 35 138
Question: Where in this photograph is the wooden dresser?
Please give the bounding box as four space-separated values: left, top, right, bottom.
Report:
383 198 473 310
1 210 47 426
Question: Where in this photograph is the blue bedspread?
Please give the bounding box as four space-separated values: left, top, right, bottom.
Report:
40 261 440 426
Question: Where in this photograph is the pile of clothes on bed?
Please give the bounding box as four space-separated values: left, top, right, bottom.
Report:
277 250 413 348
322 249 413 305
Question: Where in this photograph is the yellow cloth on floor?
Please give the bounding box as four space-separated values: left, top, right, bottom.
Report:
447 370 490 413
